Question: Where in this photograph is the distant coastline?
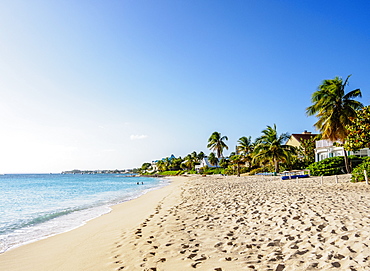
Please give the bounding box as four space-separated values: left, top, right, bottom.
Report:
61 169 133 174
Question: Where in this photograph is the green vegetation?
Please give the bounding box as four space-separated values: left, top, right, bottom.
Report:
344 106 370 151
157 170 183 176
219 158 229 169
307 156 365 176
298 135 321 167
253 124 296 173
207 152 218 167
136 76 369 178
351 157 370 182
199 166 224 175
229 155 244 177
182 153 198 170
207 132 228 158
237 136 254 155
306 75 363 142
306 75 363 172
307 156 346 176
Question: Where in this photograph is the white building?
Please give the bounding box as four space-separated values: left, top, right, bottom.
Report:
315 139 370 162
195 157 221 171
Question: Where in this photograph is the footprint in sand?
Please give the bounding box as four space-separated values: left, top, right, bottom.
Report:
191 261 202 268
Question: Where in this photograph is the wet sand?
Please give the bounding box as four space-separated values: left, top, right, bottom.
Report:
1 175 370 270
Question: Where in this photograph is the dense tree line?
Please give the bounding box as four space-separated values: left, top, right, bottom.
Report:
138 75 368 176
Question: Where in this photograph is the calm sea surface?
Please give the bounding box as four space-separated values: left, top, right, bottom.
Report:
0 174 169 253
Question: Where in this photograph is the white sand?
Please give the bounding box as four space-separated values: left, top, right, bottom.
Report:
1 175 370 271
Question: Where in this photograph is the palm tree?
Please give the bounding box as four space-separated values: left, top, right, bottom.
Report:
156 160 166 172
236 136 255 170
197 151 205 162
306 75 363 172
170 157 183 170
208 152 219 167
219 158 229 169
163 157 171 170
306 75 363 141
237 136 254 155
183 154 197 170
253 124 296 173
229 155 243 177
207 132 228 158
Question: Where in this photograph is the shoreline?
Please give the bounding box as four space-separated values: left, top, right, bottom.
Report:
2 175 370 270
0 175 170 254
0 176 183 271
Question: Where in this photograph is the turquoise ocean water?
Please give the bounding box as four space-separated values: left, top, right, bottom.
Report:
0 174 169 253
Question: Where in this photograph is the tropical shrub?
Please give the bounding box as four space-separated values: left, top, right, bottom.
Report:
344 106 370 151
186 169 197 174
350 155 367 169
158 170 183 176
223 166 234 175
202 167 224 175
198 166 224 175
307 156 346 176
240 167 250 174
307 156 368 176
351 160 370 182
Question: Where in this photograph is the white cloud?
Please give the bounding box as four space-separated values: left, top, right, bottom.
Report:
130 134 149 140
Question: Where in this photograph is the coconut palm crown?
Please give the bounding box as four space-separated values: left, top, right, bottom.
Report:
207 131 228 158
306 75 363 142
253 124 296 173
237 136 254 155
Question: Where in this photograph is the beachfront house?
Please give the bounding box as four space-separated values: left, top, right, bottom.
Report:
150 162 158 172
315 139 370 162
285 131 318 148
195 157 221 172
285 131 318 163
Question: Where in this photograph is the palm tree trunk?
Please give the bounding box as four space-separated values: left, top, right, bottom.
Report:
274 159 279 173
343 149 351 173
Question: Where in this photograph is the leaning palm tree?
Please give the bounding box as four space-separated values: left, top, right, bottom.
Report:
207 132 228 158
306 75 363 172
253 124 296 173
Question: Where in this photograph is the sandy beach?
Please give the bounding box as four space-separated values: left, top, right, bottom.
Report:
1 175 370 270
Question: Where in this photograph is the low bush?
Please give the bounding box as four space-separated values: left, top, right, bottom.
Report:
197 166 224 175
351 160 370 182
158 170 183 176
348 155 366 169
185 169 197 174
307 156 345 176
203 167 224 175
307 156 366 176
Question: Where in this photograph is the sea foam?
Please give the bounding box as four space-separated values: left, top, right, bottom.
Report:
0 174 168 253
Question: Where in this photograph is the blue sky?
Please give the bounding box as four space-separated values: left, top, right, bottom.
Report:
0 0 369 173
